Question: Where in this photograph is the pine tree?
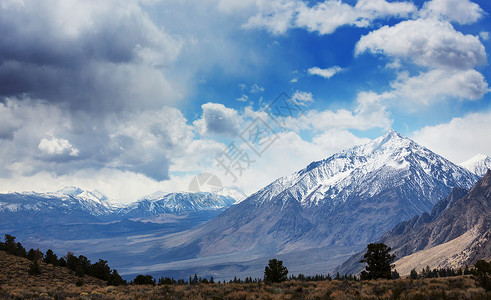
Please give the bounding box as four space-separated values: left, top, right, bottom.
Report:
264 258 288 283
3 234 17 254
109 269 126 286
360 243 396 280
44 249 59 265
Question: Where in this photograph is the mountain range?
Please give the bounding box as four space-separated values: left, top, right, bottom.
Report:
108 130 481 279
0 187 240 241
1 130 488 281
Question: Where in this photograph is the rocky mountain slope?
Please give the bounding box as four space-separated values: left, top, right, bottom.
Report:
336 170 491 276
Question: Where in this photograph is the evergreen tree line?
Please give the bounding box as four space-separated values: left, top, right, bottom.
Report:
409 261 491 291
409 263 491 280
133 273 355 286
0 234 125 286
134 265 362 286
290 272 360 282
410 266 470 279
135 243 401 285
132 274 262 286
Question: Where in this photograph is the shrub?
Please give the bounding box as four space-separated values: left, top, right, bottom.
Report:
133 274 155 285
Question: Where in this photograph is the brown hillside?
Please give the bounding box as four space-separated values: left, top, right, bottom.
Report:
1 250 489 299
0 250 106 298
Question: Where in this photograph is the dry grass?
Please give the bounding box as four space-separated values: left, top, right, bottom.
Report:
1 251 490 299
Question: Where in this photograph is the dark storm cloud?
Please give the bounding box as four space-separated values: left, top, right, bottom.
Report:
0 0 188 181
0 0 182 113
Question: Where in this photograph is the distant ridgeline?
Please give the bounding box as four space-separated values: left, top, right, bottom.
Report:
0 234 126 286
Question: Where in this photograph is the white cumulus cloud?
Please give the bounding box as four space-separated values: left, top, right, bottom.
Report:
244 0 416 35
287 91 392 132
355 19 486 70
38 137 79 157
308 66 343 79
194 102 242 136
419 0 484 25
412 110 491 163
291 90 314 106
356 17 489 104
392 69 489 103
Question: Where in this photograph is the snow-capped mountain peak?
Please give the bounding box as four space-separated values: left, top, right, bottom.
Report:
0 186 243 220
364 129 412 154
460 154 491 177
57 186 84 196
213 186 248 203
55 186 109 205
249 130 477 210
116 191 237 217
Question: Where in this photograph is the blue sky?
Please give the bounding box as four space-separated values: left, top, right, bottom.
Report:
0 0 490 202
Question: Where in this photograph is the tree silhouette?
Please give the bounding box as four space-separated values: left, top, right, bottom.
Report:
475 260 491 291
264 258 288 283
360 243 396 280
44 249 59 265
133 274 155 285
